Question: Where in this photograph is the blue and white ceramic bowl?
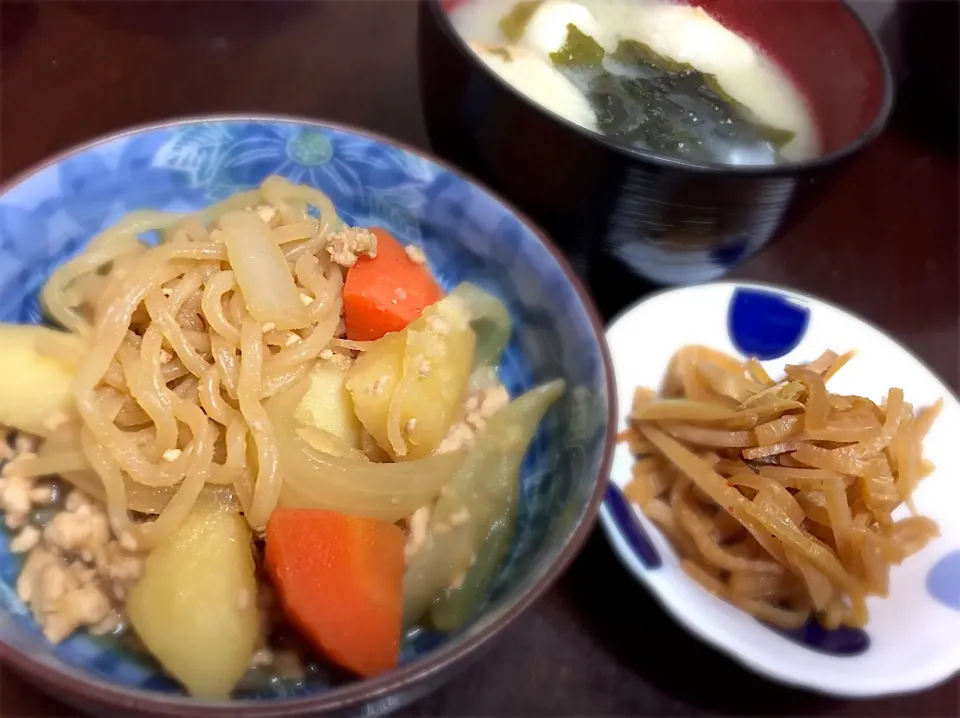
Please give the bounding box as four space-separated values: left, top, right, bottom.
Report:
0 116 615 716
601 282 960 698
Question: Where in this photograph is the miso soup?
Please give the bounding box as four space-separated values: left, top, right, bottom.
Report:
451 0 820 165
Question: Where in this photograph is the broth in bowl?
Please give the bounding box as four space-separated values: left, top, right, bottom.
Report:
452 0 820 165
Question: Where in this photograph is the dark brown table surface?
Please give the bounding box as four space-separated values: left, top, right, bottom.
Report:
0 1 957 716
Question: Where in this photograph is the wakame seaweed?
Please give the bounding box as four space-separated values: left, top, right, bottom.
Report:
549 24 605 66
612 38 695 75
698 69 797 150
498 1 545 43
550 32 796 163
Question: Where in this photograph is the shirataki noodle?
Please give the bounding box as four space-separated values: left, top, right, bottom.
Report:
19 176 466 550
0 173 573 695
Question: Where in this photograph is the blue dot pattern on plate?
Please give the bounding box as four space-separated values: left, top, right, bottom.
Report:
927 551 960 610
0 120 612 698
773 619 869 656
603 485 661 569
727 287 810 361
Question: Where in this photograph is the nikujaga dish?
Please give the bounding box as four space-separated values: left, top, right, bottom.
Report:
0 175 565 699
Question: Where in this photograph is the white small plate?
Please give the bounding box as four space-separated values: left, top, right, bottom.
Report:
599 281 960 698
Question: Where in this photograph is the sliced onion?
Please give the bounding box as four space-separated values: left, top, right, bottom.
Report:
296 426 370 462
218 211 309 329
265 379 466 522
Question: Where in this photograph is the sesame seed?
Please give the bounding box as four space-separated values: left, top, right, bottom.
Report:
319 349 334 360
417 357 431 378
300 292 314 306
43 411 69 432
262 322 276 333
162 448 182 462
426 315 448 334
285 333 301 346
256 205 277 224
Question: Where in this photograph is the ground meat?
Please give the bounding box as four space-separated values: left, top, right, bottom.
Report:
0 474 33 530
435 383 510 455
324 227 378 268
44 496 111 560
319 348 353 372
404 244 427 265
17 547 119 642
435 423 475 456
95 541 146 602
0 430 144 644
403 382 510 562
425 314 449 335
404 505 432 562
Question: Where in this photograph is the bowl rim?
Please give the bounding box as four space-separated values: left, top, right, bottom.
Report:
0 113 618 716
423 0 896 176
598 278 960 698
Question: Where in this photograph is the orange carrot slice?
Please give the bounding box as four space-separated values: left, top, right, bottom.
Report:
264 508 404 677
343 228 443 341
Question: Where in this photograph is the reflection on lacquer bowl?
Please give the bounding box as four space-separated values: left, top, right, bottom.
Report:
601 282 960 697
418 0 894 285
0 116 614 716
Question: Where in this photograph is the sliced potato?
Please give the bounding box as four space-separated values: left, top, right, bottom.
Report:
342 332 404 453
294 359 363 448
0 323 84 436
127 507 259 699
346 296 475 460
